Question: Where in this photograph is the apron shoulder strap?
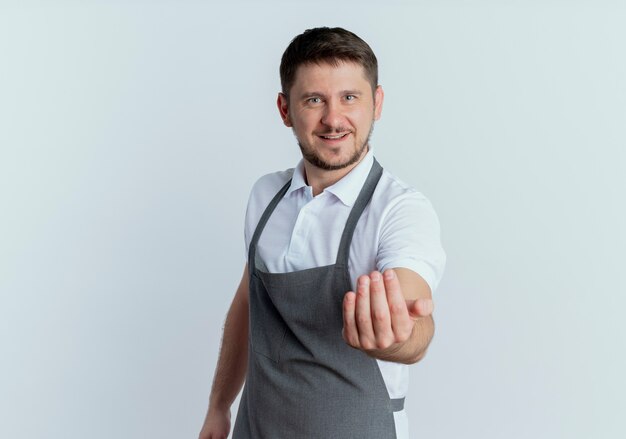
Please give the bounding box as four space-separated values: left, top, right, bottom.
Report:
335 158 383 268
248 178 292 273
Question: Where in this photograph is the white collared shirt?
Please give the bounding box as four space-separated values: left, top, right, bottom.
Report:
243 149 446 439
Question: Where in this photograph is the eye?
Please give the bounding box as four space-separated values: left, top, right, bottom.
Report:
307 97 322 104
345 94 357 101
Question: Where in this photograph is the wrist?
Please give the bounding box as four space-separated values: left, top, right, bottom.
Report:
208 396 232 413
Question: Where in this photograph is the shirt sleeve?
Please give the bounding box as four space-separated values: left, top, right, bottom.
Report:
243 176 267 258
243 169 295 259
376 192 446 293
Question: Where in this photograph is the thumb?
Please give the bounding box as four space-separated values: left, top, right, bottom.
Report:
406 298 434 320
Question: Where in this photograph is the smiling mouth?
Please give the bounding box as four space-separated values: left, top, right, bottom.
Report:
319 133 349 140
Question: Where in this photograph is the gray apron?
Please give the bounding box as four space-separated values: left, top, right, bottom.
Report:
233 159 404 438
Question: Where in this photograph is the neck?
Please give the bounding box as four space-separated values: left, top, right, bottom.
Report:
303 148 369 196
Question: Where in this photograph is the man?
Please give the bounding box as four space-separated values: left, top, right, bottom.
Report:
199 27 446 439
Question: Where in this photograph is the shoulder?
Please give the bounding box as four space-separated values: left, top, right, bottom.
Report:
370 167 446 292
247 168 295 211
244 167 295 249
371 168 436 217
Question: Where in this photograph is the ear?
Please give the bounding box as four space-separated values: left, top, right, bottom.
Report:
277 93 292 127
373 85 384 121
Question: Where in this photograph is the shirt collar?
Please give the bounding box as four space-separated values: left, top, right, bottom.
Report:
286 148 375 207
287 160 309 196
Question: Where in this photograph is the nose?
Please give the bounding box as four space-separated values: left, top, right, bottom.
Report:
320 100 344 130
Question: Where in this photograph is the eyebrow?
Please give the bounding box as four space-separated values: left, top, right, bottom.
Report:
298 90 363 99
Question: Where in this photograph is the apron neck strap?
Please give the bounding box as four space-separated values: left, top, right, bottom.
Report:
248 158 384 273
335 158 383 268
248 178 291 273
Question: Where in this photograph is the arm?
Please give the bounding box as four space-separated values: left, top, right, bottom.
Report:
198 265 249 439
342 267 434 364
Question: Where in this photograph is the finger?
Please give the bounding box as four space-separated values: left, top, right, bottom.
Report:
383 269 413 342
368 271 394 349
342 291 360 348
406 298 434 320
355 275 375 350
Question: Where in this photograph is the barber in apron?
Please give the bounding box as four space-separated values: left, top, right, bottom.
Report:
232 160 404 438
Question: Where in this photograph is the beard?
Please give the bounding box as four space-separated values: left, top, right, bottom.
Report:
296 122 375 171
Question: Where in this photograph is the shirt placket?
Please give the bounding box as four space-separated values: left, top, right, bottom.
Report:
286 193 324 268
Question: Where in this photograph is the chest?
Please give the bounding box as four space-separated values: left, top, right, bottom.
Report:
255 190 380 284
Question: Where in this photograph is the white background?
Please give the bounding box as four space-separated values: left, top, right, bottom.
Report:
1 1 625 438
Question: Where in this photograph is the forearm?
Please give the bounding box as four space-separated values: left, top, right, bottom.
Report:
367 315 434 364
208 274 249 410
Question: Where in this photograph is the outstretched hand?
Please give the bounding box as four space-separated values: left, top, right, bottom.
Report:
342 269 434 352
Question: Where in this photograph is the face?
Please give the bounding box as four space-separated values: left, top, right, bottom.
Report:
277 61 384 171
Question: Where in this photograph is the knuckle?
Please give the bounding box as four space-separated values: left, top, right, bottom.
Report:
360 337 374 350
395 327 413 343
342 329 354 346
372 308 387 323
371 283 384 295
358 276 370 289
376 335 393 350
370 272 383 285
395 333 409 344
356 315 370 326
389 302 404 315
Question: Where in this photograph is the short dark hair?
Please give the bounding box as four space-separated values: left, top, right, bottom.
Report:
279 27 378 96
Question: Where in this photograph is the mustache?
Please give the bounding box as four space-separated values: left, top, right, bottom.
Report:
316 128 351 135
